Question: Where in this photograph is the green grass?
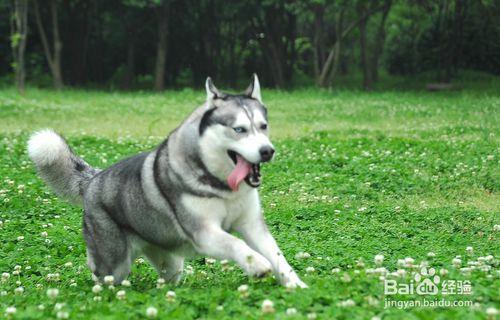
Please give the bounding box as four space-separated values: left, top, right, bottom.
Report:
0 81 499 319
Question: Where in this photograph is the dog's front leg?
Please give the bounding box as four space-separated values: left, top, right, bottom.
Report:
236 217 308 288
192 225 272 278
181 195 272 277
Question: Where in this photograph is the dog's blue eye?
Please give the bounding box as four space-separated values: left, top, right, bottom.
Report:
233 127 246 133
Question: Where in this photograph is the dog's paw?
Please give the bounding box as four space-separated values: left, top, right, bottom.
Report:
244 254 272 278
282 274 308 289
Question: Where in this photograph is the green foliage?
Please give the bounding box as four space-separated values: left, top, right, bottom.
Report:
1 0 499 89
0 80 498 318
385 1 500 77
9 33 21 49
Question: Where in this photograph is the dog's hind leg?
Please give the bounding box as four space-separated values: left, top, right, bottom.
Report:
83 207 132 284
143 247 184 284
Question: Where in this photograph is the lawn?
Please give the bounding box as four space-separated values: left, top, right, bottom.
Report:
0 81 499 319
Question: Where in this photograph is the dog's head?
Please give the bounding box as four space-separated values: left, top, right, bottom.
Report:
198 74 274 192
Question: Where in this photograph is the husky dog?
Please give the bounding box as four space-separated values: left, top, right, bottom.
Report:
27 75 307 288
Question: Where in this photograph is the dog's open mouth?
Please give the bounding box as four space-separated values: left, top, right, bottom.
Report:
227 150 261 191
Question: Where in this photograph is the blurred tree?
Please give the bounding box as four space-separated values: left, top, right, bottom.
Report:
0 0 499 90
10 0 28 93
33 0 63 89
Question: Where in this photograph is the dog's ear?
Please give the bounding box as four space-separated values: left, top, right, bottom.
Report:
244 73 262 103
205 77 221 101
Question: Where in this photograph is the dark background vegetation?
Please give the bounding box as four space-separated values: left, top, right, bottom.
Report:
2 0 500 92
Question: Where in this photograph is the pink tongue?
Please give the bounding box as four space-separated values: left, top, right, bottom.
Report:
227 155 251 192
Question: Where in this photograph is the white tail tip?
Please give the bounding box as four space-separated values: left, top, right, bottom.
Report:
27 129 69 166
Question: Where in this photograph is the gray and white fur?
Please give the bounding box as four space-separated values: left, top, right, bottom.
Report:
27 75 307 288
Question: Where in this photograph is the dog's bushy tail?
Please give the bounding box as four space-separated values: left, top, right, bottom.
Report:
27 129 100 205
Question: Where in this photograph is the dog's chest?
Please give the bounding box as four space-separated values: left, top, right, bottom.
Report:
221 190 260 231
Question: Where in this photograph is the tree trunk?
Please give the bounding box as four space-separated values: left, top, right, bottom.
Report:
358 3 372 90
34 0 63 89
326 12 344 86
11 0 28 94
369 0 391 82
51 0 63 89
154 1 169 91
312 4 325 81
121 40 135 90
318 10 343 87
317 4 388 87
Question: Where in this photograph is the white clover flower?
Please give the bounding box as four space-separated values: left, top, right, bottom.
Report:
404 257 415 267
286 308 298 315
375 267 387 275
494 225 500 232
285 282 297 292
156 278 165 289
92 284 102 294
14 265 21 271
338 299 356 307
93 296 102 302
56 311 69 319
46 288 59 299
486 307 498 317
237 284 249 297
331 268 341 274
466 246 474 255
121 279 131 287
16 236 24 241
427 252 436 258
460 267 472 276
397 259 406 268
116 290 126 300
46 273 60 281
146 306 158 318
166 290 176 301
440 268 449 276
1 272 10 282
104 275 114 285
64 262 73 268
307 312 317 319
341 273 352 283
220 259 229 271
261 299 275 313
397 269 407 277
54 303 65 311
37 304 45 311
41 231 48 237
205 258 216 265
5 306 16 315
215 305 224 311
14 287 24 295
185 265 194 275
1 291 7 296
295 252 311 260
305 266 315 273
452 258 462 268
374 254 384 266
135 258 145 264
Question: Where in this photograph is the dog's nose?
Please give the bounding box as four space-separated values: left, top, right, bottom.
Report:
259 146 275 162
